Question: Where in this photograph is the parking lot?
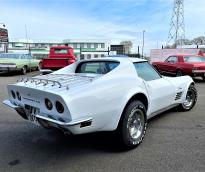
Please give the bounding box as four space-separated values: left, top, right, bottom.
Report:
0 71 205 172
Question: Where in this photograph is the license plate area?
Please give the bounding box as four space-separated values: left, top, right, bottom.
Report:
25 104 40 126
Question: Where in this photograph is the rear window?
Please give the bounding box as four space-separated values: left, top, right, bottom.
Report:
76 61 119 74
54 49 68 54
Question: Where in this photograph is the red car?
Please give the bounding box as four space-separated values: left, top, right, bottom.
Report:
40 46 76 72
152 55 205 80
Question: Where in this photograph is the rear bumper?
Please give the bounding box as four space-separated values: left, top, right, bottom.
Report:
3 100 92 134
39 69 53 75
192 70 205 73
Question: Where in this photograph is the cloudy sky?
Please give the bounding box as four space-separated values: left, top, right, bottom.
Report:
1 0 205 54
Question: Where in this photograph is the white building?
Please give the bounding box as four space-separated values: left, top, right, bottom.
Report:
7 39 111 59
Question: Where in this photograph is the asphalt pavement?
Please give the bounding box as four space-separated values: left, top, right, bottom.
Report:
0 71 205 172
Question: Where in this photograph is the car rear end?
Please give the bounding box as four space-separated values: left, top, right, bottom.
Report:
3 74 100 134
41 58 75 70
184 56 205 79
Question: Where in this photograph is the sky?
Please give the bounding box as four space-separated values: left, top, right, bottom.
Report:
1 0 205 54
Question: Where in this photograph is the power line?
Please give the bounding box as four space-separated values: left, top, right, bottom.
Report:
167 0 185 46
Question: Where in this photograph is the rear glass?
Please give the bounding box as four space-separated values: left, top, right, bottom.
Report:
54 49 68 54
184 56 205 62
76 61 119 74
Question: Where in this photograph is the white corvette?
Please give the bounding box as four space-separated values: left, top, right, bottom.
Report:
3 57 197 149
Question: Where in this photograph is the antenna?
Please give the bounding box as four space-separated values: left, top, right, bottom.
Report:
167 0 185 46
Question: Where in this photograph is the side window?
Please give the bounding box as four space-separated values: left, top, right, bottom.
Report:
184 56 189 62
165 56 178 63
133 62 161 81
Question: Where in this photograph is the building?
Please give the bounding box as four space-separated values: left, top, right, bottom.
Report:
110 45 125 54
6 39 111 60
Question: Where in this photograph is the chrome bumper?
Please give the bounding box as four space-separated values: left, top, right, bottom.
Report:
192 70 205 74
0 66 17 71
3 100 92 130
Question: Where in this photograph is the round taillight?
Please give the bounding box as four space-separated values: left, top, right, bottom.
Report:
16 91 21 101
11 90 16 99
45 98 53 110
56 101 64 114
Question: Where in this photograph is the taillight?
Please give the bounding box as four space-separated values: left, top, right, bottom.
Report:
45 98 53 110
16 91 21 101
56 101 64 113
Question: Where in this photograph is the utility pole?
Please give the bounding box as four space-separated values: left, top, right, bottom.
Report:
142 30 145 58
167 0 185 46
25 24 31 55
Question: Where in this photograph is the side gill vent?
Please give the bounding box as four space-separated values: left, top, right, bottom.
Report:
175 92 183 100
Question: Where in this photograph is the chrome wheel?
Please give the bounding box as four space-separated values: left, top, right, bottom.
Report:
128 109 144 140
119 100 147 149
182 90 195 109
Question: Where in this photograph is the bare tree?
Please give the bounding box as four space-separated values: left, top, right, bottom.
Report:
191 36 205 45
120 41 133 54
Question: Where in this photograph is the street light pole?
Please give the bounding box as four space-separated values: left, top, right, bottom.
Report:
142 30 145 58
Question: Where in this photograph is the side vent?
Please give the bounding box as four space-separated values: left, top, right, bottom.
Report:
175 92 183 100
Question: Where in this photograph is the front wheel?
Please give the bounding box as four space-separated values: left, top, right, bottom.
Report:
118 100 147 150
179 85 197 111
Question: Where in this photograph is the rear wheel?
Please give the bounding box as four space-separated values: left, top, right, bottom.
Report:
118 100 147 150
202 75 205 81
179 85 197 111
176 70 183 77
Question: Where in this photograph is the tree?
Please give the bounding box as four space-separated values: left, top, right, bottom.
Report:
120 41 133 54
191 36 205 45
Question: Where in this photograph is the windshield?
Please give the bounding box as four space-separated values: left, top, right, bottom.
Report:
184 56 205 62
0 54 32 59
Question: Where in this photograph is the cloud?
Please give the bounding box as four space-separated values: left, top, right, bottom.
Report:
1 0 205 55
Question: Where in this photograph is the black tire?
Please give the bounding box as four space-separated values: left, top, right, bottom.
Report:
21 66 27 75
202 75 205 81
176 70 183 77
118 100 147 150
179 85 197 111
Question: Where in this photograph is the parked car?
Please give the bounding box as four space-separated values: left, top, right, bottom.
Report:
152 55 205 80
39 46 76 74
0 53 40 74
3 57 197 149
